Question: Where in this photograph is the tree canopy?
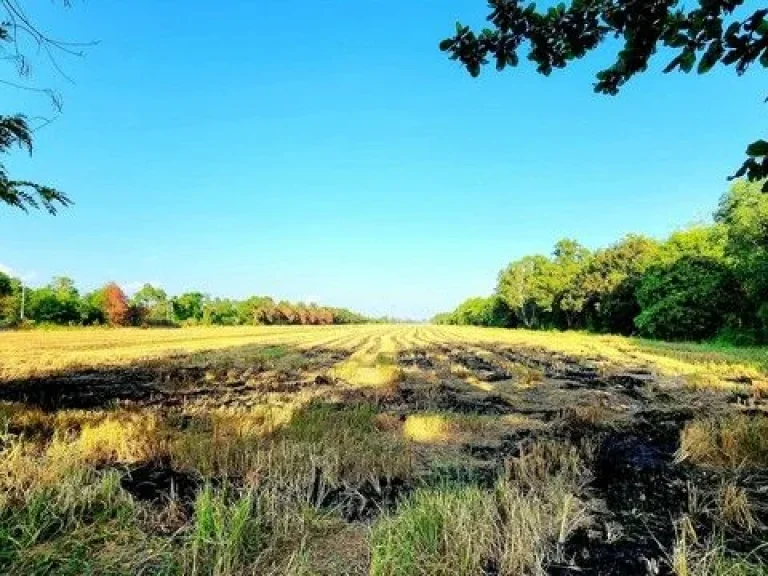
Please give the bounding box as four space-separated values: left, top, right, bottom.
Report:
440 0 768 187
0 276 375 329
0 2 86 214
435 179 768 343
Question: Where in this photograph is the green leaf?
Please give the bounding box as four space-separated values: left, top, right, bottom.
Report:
679 50 696 73
439 38 455 51
697 41 723 74
746 140 768 157
663 55 682 73
725 22 741 38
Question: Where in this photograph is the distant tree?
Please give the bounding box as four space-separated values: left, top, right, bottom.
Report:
497 255 560 328
132 283 167 309
80 290 106 325
636 256 743 341
237 296 275 324
715 179 768 333
570 235 659 334
27 290 78 324
132 283 171 323
103 283 129 326
203 298 240 325
450 295 514 327
172 292 208 323
0 270 22 326
656 225 728 266
25 276 80 324
440 1 768 187
332 307 370 324
0 271 12 297
551 239 591 328
432 312 455 325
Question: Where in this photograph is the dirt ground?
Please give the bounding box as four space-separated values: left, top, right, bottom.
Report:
1 325 766 575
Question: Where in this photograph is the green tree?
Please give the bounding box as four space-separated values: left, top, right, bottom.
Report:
80 289 106 325
451 295 513 327
635 256 743 341
551 239 591 328
657 225 727 266
0 270 22 327
132 283 172 323
571 235 659 334
237 296 276 324
0 271 12 297
497 255 559 328
203 298 241 325
440 1 768 187
715 179 768 334
26 277 81 324
172 292 208 323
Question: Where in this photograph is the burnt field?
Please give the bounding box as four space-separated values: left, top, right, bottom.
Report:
0 325 766 575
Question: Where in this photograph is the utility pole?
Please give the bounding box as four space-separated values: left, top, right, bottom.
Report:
19 284 25 321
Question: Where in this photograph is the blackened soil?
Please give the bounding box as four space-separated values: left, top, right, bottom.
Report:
0 346 353 411
0 368 162 410
316 475 410 522
447 350 510 381
553 414 691 575
397 351 435 370
120 461 200 507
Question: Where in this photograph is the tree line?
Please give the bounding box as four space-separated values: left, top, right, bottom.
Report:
0 278 371 328
434 180 768 343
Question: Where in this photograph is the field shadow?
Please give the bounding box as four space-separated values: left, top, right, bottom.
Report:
0 343 353 411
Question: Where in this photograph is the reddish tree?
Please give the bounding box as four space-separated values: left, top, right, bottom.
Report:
103 283 129 326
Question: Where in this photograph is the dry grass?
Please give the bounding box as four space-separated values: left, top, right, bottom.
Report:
717 482 757 532
401 413 518 445
331 340 404 392
437 326 767 392
561 403 623 427
4 324 763 390
370 439 591 576
670 515 768 576
1 325 767 574
678 415 768 469
0 324 388 380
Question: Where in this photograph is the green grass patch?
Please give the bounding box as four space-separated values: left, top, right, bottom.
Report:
636 339 768 374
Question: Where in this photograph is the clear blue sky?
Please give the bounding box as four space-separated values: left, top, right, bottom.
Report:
1 1 764 319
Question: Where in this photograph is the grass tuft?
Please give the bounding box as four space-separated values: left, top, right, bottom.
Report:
678 415 768 469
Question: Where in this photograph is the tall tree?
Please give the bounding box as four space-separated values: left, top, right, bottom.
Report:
570 234 659 333
715 179 768 331
440 1 768 187
102 283 129 326
26 277 81 324
497 255 559 327
172 292 208 322
0 269 21 326
656 225 728 265
551 239 592 328
132 283 171 322
635 256 743 340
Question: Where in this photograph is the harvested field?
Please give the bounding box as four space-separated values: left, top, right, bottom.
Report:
1 325 767 575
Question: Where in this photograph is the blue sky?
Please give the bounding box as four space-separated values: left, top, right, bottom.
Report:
1 0 764 319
